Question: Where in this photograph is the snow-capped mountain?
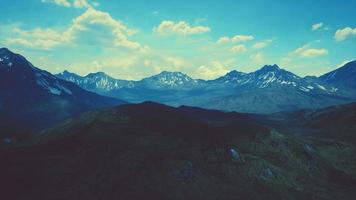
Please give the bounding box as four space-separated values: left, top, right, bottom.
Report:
0 48 75 96
319 60 356 90
56 61 356 114
0 48 125 137
56 70 135 94
210 64 338 94
138 71 203 89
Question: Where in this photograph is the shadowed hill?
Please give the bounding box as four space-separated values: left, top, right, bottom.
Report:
0 102 355 200
258 102 356 143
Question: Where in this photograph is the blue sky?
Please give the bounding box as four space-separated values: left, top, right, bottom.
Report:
0 0 355 80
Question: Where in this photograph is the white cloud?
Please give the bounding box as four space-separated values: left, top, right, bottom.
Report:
250 52 264 62
311 22 324 31
335 27 356 41
5 28 70 50
293 45 328 58
41 0 96 8
195 61 228 79
73 0 90 8
230 45 247 54
252 40 272 49
231 35 254 43
216 35 254 44
153 20 211 35
41 0 71 7
5 8 145 51
216 36 230 44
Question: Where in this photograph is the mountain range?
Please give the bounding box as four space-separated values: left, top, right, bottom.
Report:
1 47 355 138
0 48 125 138
57 61 356 113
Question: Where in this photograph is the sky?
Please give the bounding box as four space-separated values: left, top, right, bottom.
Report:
0 0 355 80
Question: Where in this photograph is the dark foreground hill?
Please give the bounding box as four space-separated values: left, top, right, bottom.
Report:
1 102 355 200
258 102 356 143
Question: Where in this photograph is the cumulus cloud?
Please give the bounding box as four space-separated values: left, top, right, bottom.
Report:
195 61 228 79
252 40 272 49
41 0 71 7
311 22 323 31
216 35 254 44
5 8 144 51
41 0 95 8
230 45 247 54
5 28 70 50
216 36 230 44
293 45 328 58
335 27 356 41
231 35 254 43
153 20 211 35
250 52 264 62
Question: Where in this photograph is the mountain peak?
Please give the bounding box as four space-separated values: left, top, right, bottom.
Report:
142 71 196 88
158 71 187 77
0 47 11 54
60 70 75 75
225 70 245 76
319 60 356 89
0 47 15 60
86 71 109 78
343 60 356 68
260 64 281 71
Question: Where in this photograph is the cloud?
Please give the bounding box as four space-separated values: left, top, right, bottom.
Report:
195 61 228 79
41 0 96 8
231 35 254 43
293 45 328 58
5 8 145 51
335 27 356 41
250 52 264 62
153 20 211 35
311 22 323 31
230 45 247 54
73 0 91 8
41 0 71 7
216 37 230 44
252 40 272 49
5 28 70 50
216 35 254 44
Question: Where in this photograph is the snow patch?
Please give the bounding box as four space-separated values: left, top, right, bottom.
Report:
48 87 62 95
316 84 326 91
300 86 310 92
56 83 72 95
331 87 338 92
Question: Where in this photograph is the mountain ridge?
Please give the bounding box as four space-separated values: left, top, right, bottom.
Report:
0 48 126 138
56 61 356 113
